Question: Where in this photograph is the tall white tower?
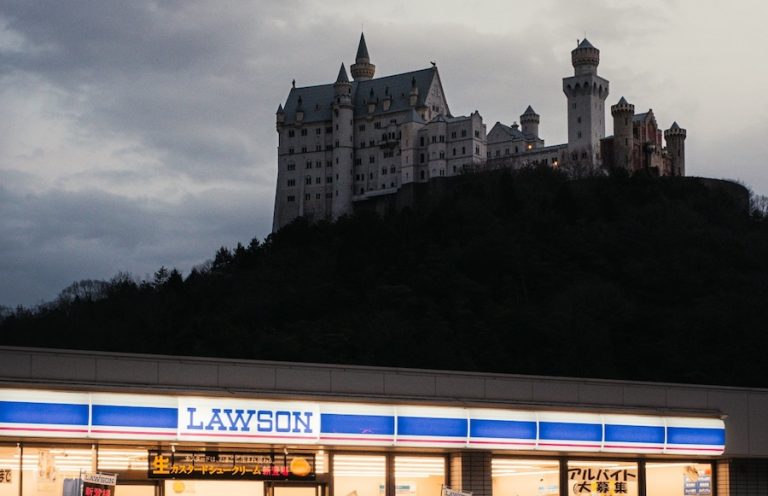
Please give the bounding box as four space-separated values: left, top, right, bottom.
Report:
562 39 609 167
332 63 354 220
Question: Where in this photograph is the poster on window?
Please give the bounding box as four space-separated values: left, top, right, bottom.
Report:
568 467 637 495
81 473 117 496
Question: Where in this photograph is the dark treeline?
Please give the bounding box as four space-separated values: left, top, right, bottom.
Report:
2 167 768 387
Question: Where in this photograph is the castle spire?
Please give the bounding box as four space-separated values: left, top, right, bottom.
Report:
335 63 349 84
351 32 375 81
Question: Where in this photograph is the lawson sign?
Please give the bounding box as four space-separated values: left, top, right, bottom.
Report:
0 388 726 456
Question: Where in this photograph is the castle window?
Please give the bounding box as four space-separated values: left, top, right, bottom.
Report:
452 148 456 156
577 117 582 123
390 119 397 124
289 148 294 155
420 153 425 163
486 152 491 158
369 140 375 146
431 136 436 143
301 146 307 153
359 124 366 131
505 148 509 155
316 128 321 135
288 130 295 138
355 158 362 166
462 146 466 154
306 161 312 169
316 161 322 168
369 173 374 179
374 122 381 129
369 156 375 164
316 145 322 151
381 184 385 189
440 170 445 176
461 130 467 137
287 163 295 171
474 130 480 138
390 182 395 188
305 177 312 185
360 188 365 194
287 179 296 187
581 152 588 159
453 166 457 173
390 167 396 173
301 129 307 136
315 177 321 184
496 150 500 157
420 171 425 180
304 193 310 201
326 144 333 151
360 141 366 148
287 195 295 202
335 140 339 147
475 146 480 155
440 135 445 142
439 151 445 159
577 132 582 139
326 126 332 133
326 177 332 183
315 193 321 199
382 168 387 175
420 137 425 146
326 160 332 167
326 192 332 199
451 131 456 139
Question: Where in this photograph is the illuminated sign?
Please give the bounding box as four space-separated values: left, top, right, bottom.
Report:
568 467 637 495
81 472 117 496
0 389 726 456
148 450 315 481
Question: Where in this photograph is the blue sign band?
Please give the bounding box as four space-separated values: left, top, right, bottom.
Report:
397 416 467 437
470 419 537 440
320 413 395 435
668 427 726 446
92 405 178 429
0 401 88 426
539 422 602 442
605 424 665 444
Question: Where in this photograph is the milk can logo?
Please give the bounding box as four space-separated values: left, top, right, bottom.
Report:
178 399 319 439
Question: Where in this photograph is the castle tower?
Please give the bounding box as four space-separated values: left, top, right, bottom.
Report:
563 39 609 167
332 63 354 220
520 106 540 139
610 97 635 171
350 33 375 81
664 122 687 176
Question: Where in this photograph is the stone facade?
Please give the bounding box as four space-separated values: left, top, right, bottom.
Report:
273 35 686 231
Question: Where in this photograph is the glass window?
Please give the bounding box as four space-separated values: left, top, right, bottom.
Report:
22 447 95 496
493 458 559 496
333 455 385 496
646 462 712 496
0 446 20 496
395 456 444 496
567 461 638 496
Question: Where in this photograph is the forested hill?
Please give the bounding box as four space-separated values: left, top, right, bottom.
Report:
2 167 767 387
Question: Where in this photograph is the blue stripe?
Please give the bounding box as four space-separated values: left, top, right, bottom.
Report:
605 424 665 444
92 405 177 429
398 416 467 438
0 401 88 426
470 419 536 440
539 422 602 442
321 413 395 435
668 427 725 446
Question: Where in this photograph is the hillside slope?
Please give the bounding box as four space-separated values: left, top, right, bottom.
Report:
2 168 766 387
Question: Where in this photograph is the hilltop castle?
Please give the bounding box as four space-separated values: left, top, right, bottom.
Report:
273 34 686 231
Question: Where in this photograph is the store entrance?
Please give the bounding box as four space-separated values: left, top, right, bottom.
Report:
266 482 327 496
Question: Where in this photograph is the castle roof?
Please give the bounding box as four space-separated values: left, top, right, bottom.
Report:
402 108 426 124
489 122 525 140
670 121 680 130
577 38 595 49
281 67 439 124
617 96 628 105
356 33 370 60
335 63 349 84
522 105 538 116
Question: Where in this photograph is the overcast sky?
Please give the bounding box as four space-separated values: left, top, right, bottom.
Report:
2 0 767 308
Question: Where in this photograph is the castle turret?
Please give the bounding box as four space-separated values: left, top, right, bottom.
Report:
664 122 687 176
409 76 419 107
610 96 635 171
350 33 375 81
520 105 540 139
563 38 609 167
332 63 354 219
276 104 285 130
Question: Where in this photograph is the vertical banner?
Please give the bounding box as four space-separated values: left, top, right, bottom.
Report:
81 473 117 496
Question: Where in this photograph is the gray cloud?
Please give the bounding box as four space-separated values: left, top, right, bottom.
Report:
1 0 766 307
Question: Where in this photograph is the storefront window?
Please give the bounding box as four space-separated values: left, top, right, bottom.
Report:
394 456 444 496
21 447 95 496
492 458 559 496
646 462 712 496
333 455 385 496
97 448 149 473
566 461 638 496
0 446 21 496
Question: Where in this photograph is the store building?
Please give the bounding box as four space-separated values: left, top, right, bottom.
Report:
0 347 765 496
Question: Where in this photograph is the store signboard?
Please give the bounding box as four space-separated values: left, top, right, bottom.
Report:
568 467 637 495
0 388 726 456
148 450 315 481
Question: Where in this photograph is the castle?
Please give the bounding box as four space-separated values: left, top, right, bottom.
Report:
273 34 687 231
